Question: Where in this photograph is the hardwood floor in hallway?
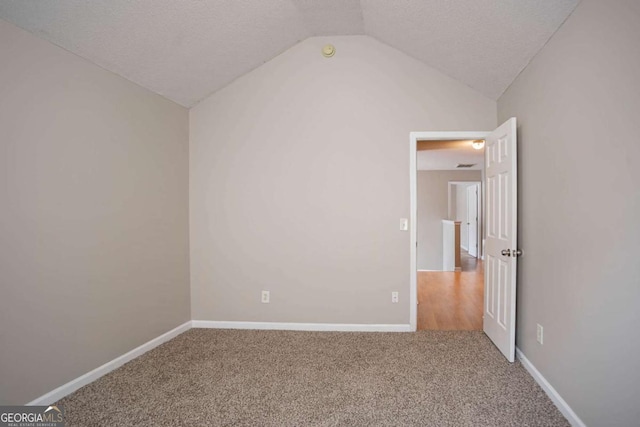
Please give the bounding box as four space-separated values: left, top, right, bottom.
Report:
417 251 484 330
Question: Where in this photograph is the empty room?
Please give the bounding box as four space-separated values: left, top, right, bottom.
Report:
1 1 638 426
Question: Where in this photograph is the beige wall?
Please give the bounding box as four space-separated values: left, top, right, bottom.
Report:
417 171 481 270
190 35 496 325
498 0 640 425
0 20 190 404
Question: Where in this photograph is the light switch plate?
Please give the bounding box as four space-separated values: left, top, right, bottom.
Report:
392 291 399 303
400 218 409 231
536 324 543 344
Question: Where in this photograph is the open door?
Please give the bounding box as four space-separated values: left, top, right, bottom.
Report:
466 184 479 258
483 118 518 362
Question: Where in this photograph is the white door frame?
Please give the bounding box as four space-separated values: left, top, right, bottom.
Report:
409 131 490 332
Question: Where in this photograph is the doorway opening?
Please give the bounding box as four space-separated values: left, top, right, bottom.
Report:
411 136 487 331
409 132 489 331
448 180 482 260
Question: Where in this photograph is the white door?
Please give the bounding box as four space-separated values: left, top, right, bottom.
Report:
467 184 478 257
484 118 518 362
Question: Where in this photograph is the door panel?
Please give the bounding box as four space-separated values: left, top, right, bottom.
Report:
485 255 495 318
483 118 518 362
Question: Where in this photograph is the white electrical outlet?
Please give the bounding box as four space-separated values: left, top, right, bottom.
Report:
536 324 543 344
391 291 399 303
261 290 270 304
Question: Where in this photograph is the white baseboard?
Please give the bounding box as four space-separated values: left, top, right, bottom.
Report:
516 348 586 427
461 245 469 251
27 321 192 405
192 320 411 332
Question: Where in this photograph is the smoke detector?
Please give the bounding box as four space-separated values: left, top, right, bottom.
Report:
322 44 336 58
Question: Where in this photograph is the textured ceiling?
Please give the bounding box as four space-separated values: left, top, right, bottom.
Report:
362 0 579 100
0 0 579 107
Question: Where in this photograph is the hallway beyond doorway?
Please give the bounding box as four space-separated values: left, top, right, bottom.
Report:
417 251 483 330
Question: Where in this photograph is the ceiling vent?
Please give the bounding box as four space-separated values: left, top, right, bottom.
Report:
456 163 476 168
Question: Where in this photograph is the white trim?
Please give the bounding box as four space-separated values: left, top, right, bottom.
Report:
410 133 418 331
516 348 586 427
27 321 192 405
410 131 490 333
192 321 411 332
461 245 469 251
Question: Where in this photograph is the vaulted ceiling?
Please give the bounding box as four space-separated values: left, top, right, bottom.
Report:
0 0 579 107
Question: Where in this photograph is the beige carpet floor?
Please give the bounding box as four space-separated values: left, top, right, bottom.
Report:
57 329 569 426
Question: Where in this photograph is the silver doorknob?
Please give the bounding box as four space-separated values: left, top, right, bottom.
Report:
513 249 523 257
501 249 511 256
